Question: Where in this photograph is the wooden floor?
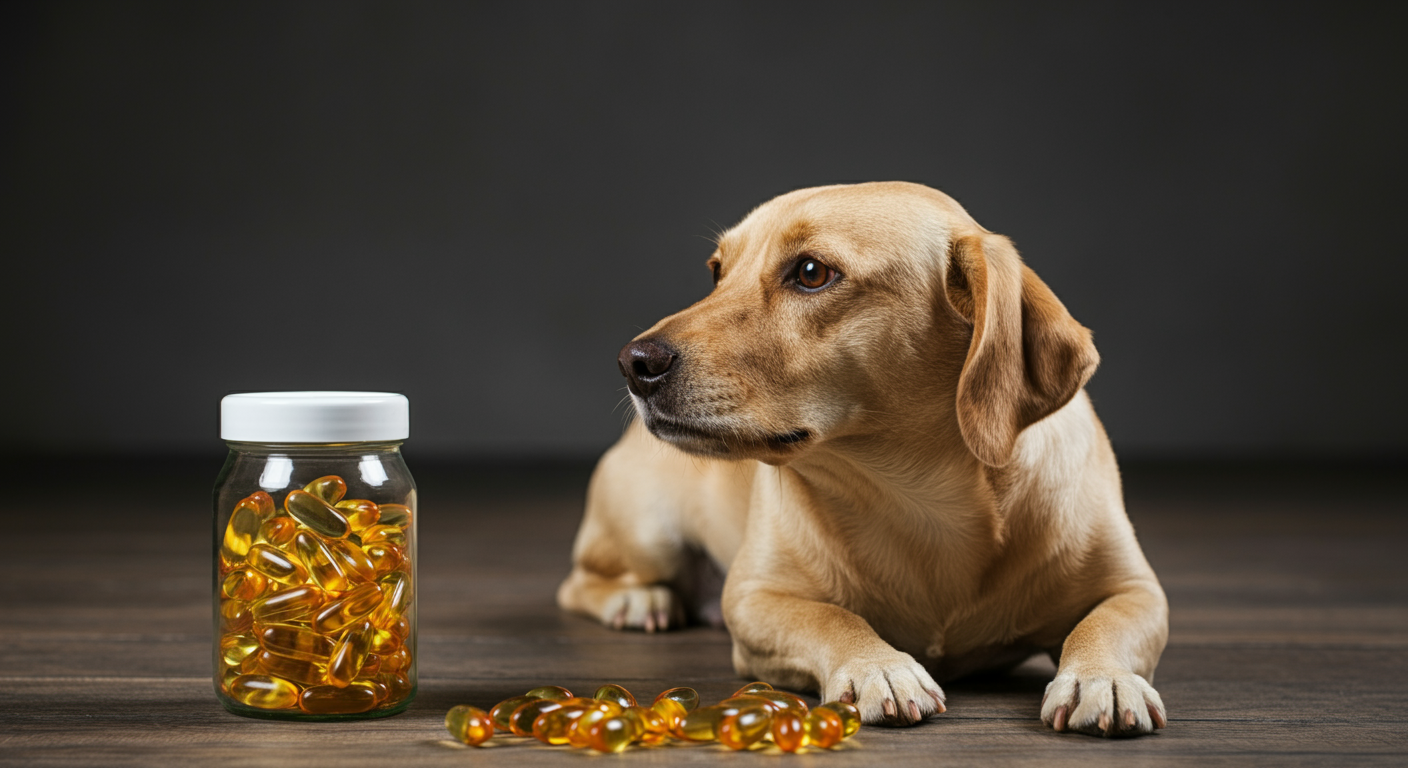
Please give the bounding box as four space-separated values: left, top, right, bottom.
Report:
1 459 1404 766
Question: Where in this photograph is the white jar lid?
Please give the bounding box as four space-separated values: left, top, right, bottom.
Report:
221 391 409 443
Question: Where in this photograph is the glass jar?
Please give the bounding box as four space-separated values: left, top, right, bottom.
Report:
214 392 417 720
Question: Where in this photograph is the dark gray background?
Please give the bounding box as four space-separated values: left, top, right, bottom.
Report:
3 1 1405 461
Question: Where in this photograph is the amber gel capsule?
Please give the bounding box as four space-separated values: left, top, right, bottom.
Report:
251 651 326 686
312 582 383 634
718 706 773 750
258 624 334 663
533 707 586 745
229 674 298 709
771 710 806 752
371 571 411 627
510 698 564 736
246 543 309 585
326 621 374 688
377 503 412 527
325 538 377 583
250 584 324 623
734 681 774 696
303 475 348 505
221 569 267 602
446 705 494 746
285 490 352 539
300 684 378 715
816 700 861 737
525 685 573 700
654 686 700 711
593 683 636 708
294 531 351 592
587 716 634 754
804 708 844 748
258 516 298 547
490 695 535 732
335 499 380 532
677 705 726 741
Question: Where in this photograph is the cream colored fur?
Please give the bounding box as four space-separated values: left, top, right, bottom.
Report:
557 182 1168 737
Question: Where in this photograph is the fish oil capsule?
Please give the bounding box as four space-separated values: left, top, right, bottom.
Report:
229 674 299 709
312 581 383 634
568 708 614 748
534 707 586 745
370 571 411 627
382 646 411 675
816 701 861 737
510 698 564 736
718 706 773 750
325 538 377 582
587 716 634 753
804 708 844 749
376 503 412 527
360 524 406 547
771 711 805 752
251 584 325 623
625 705 669 744
358 653 383 678
258 516 298 547
246 543 309 585
368 628 400 655
734 681 774 695
677 705 725 741
652 697 687 731
252 651 326 686
376 671 413 702
220 633 259 667
221 493 272 564
525 685 573 700
445 704 494 746
303 475 347 505
294 531 351 592
285 490 352 539
360 677 389 703
258 624 335 663
593 683 636 708
362 542 403 576
335 499 380 532
326 621 374 688
490 695 535 732
299 683 378 714
654 686 700 711
220 600 253 634
750 689 809 717
221 568 268 602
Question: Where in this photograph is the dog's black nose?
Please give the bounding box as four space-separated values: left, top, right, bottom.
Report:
618 338 677 397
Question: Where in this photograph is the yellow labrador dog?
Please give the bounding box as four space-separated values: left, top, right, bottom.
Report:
558 182 1168 737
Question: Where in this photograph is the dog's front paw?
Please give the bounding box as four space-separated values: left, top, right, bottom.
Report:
821 649 946 726
1041 666 1166 737
600 585 683 633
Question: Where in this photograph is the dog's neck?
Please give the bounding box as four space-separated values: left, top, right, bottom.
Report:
784 425 1008 545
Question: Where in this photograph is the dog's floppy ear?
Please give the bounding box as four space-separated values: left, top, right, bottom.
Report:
944 233 1099 467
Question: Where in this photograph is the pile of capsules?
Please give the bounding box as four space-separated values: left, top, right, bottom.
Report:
445 681 861 753
216 475 414 715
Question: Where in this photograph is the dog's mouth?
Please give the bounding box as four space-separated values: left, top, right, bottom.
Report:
643 411 812 456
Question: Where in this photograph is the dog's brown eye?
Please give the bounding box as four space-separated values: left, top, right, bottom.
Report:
796 258 836 290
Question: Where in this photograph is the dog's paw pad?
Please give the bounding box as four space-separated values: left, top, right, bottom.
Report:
822 651 945 726
1041 667 1165 737
600 585 683 633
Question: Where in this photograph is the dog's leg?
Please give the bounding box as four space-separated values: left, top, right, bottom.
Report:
725 587 947 726
1040 582 1168 737
557 420 741 632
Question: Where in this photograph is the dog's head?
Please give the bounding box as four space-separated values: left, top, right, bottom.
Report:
620 182 1098 468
